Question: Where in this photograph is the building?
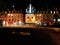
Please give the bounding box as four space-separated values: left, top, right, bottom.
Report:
0 10 23 26
0 4 60 27
25 4 36 24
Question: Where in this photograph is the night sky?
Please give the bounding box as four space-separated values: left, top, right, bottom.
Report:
0 0 60 11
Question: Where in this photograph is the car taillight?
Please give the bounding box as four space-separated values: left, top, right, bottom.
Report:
49 22 54 25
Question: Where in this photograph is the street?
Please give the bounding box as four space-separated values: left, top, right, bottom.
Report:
0 27 60 45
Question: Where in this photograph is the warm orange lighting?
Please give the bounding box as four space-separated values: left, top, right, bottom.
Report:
1 13 23 26
52 28 60 32
39 14 41 16
7 14 10 16
25 14 36 23
3 21 6 26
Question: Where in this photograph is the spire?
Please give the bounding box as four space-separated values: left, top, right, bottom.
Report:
29 0 31 13
25 0 36 14
29 4 32 13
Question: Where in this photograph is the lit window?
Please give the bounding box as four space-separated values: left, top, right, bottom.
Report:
37 15 39 16
53 19 56 22
31 17 33 18
12 5 15 8
50 11 52 14
8 14 10 16
19 21 22 24
5 11 7 14
58 19 60 22
3 21 6 26
27 17 29 18
54 11 55 14
39 14 41 16
44 23 47 26
11 14 13 16
35 21 42 25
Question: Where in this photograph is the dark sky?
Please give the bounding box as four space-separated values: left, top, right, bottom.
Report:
1 0 60 11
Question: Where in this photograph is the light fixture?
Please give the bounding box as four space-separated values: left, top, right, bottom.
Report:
54 11 55 14
8 14 10 16
50 11 52 14
58 19 60 22
12 5 15 8
53 19 56 22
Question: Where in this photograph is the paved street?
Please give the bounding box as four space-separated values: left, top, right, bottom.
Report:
0 27 60 45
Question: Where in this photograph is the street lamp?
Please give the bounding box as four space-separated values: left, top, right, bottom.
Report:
12 5 15 8
54 11 55 14
50 11 52 14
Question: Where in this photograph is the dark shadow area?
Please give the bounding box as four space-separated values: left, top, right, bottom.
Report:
0 28 59 45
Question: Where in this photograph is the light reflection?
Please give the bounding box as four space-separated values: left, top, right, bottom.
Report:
12 31 16 34
19 32 30 35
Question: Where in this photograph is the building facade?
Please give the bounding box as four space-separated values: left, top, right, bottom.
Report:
0 4 60 26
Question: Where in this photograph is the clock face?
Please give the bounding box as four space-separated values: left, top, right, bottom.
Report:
25 14 36 23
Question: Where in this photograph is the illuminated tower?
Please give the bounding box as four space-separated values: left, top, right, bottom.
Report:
26 0 35 14
26 4 35 14
25 1 36 23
